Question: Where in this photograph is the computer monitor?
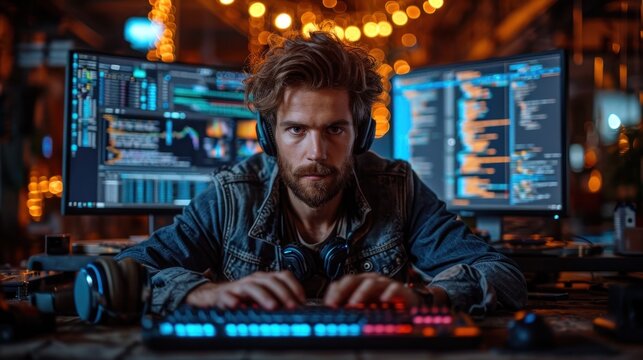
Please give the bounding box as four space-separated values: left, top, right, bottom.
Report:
392 50 567 239
62 51 260 214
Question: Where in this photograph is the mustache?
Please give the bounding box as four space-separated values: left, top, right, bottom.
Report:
293 163 337 177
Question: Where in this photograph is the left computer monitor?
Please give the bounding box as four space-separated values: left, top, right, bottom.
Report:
62 51 260 214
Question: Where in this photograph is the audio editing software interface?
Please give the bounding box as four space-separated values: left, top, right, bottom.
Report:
392 52 564 212
64 52 260 212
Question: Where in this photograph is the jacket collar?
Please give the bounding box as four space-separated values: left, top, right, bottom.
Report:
248 161 372 245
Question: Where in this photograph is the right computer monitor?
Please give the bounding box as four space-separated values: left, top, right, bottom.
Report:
392 50 566 222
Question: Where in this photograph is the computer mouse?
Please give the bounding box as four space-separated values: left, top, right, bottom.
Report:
506 311 554 351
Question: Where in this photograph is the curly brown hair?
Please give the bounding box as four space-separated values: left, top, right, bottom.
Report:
244 31 383 131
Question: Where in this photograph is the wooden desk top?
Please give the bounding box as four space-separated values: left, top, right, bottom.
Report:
2 289 642 359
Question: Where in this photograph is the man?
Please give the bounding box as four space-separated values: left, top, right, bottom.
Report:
116 31 527 315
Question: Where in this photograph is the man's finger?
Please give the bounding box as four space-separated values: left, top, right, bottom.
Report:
254 274 299 308
234 283 279 310
324 275 362 307
219 291 242 309
379 282 408 304
275 271 306 304
347 277 388 305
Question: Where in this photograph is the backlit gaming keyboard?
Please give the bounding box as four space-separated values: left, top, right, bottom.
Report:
142 304 481 350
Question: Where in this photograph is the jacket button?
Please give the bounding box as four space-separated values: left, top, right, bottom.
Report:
362 261 373 271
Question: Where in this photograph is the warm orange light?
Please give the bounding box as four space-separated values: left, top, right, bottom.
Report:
618 132 630 154
378 63 394 78
274 13 292 29
302 22 319 38
584 148 597 168
428 0 444 9
258 31 271 44
423 2 436 14
322 0 337 8
49 180 63 195
219 0 234 5
332 26 345 40
401 33 417 47
363 22 379 38
392 11 408 26
372 106 391 120
300 11 316 24
373 11 387 22
369 48 386 62
406 5 421 19
378 21 393 36
345 26 361 42
248 2 266 18
588 169 602 193
362 14 375 24
394 59 410 74
385 1 400 14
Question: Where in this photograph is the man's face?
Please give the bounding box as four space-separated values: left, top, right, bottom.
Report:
275 87 355 208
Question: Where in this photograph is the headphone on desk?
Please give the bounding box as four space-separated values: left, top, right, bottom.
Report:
73 257 148 324
255 114 376 157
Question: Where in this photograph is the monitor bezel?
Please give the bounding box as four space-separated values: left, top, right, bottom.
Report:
391 49 568 217
61 49 247 215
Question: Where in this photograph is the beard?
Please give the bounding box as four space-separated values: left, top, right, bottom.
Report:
278 155 354 209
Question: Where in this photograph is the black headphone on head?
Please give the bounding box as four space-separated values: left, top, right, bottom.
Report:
255 114 376 157
73 257 148 324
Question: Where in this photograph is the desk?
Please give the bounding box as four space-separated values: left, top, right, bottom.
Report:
509 253 643 273
1 290 642 359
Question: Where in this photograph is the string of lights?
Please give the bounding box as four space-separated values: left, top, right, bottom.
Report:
217 0 448 137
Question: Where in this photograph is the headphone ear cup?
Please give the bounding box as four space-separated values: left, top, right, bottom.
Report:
354 118 376 154
95 257 126 319
74 267 97 322
256 115 277 156
320 239 349 280
282 244 318 282
116 258 143 315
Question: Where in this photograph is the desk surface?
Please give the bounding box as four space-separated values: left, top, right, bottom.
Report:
2 289 642 359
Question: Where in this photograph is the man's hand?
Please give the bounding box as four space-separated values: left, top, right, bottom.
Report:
323 273 450 308
185 271 306 310
323 273 420 307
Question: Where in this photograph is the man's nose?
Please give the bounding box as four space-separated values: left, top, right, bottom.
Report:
306 131 328 161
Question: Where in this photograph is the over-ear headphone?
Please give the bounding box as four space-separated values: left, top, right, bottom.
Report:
281 236 349 282
256 114 376 157
73 257 147 324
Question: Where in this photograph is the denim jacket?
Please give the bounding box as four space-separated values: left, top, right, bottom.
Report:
116 152 527 315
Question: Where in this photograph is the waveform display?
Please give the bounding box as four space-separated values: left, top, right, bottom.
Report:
165 120 200 150
103 115 233 167
102 173 211 206
172 86 254 118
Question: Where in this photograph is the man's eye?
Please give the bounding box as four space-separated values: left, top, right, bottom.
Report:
328 126 344 135
287 127 304 135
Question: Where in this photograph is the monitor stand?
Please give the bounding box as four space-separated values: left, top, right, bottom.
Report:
148 214 156 237
476 216 503 242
